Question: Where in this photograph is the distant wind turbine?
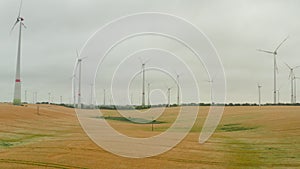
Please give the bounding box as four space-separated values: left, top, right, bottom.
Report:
294 76 300 103
34 92 37 103
71 74 78 107
167 87 172 107
284 63 300 104
103 89 106 106
147 82 151 106
164 83 174 107
11 0 27 105
74 51 87 109
257 36 289 104
207 79 214 104
24 90 27 103
48 92 51 104
276 83 285 104
257 83 262 106
176 72 181 106
139 57 150 107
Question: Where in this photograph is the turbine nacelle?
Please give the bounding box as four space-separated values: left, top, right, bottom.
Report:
17 17 24 22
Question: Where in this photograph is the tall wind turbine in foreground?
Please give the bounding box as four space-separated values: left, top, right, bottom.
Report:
257 36 288 104
284 63 300 104
257 83 262 106
11 0 26 105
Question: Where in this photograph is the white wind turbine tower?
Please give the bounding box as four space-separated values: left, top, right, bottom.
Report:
11 0 27 105
48 92 51 104
71 74 78 107
276 84 284 104
257 36 289 104
139 57 150 107
284 63 300 104
75 52 87 109
176 73 181 106
294 76 300 103
89 83 94 108
147 82 151 106
166 87 172 107
257 83 262 106
71 57 80 108
24 90 27 103
103 89 106 106
164 83 174 107
73 51 87 109
207 79 214 104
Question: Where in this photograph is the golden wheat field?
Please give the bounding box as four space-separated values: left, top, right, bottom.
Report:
0 103 299 169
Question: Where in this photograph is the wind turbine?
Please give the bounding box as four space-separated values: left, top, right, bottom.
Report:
48 92 51 104
294 76 300 103
32 92 35 104
103 89 106 106
130 92 134 105
89 83 94 108
257 83 262 106
74 51 87 109
257 36 289 104
34 92 37 103
176 73 181 106
166 87 172 107
24 90 27 103
207 79 214 105
147 82 151 106
139 57 150 107
71 74 78 107
284 63 300 104
11 0 27 105
164 83 174 107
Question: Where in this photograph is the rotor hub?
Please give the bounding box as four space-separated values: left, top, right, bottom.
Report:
17 17 24 21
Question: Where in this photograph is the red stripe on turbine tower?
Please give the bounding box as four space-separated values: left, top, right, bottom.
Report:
16 79 21 82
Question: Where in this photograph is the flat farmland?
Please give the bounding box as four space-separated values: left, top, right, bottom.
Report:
0 104 299 168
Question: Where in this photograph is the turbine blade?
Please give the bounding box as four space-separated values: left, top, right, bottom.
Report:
257 49 274 54
10 20 19 34
144 58 151 64
284 62 291 69
21 22 27 29
275 36 289 52
76 50 80 58
80 56 88 60
138 56 150 64
18 0 23 17
72 51 80 74
293 65 300 69
138 57 143 64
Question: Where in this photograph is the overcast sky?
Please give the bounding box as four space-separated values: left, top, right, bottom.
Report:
1 0 300 104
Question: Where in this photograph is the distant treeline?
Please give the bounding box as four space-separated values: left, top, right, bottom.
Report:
5 102 300 110
34 102 300 110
